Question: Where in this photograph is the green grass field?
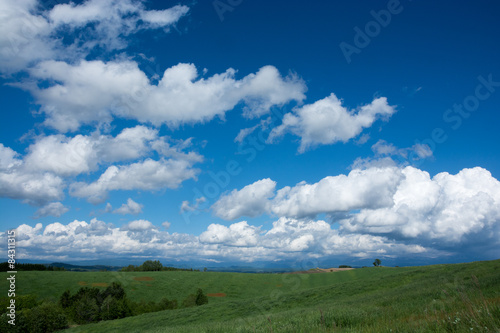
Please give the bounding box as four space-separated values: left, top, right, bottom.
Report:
2 260 500 332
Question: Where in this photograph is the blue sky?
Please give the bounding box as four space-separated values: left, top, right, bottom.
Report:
1 0 499 267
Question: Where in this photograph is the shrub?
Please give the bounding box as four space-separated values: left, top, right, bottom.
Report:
73 296 100 324
182 294 197 308
100 296 131 321
195 288 208 306
24 302 69 332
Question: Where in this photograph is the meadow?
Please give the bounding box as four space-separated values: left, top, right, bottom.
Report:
1 260 499 332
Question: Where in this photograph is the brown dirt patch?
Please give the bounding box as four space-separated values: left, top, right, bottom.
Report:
146 284 152 287
133 276 154 281
78 281 87 286
276 284 283 287
91 283 109 287
207 293 226 297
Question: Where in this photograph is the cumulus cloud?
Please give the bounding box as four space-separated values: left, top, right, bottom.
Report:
7 217 434 263
113 198 143 215
200 221 261 247
0 0 55 73
341 166 500 244
269 94 396 152
0 127 201 206
24 125 197 177
211 169 402 220
0 0 189 73
0 144 65 205
70 158 200 204
270 167 402 218
210 165 500 251
120 219 155 231
212 178 277 220
34 202 69 218
28 61 306 132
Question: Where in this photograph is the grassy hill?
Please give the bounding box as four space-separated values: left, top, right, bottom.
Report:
2 260 499 332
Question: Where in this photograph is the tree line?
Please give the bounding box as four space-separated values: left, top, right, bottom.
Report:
120 260 200 272
0 262 65 272
0 282 208 332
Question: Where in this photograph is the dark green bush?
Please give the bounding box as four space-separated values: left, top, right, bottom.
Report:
195 288 208 306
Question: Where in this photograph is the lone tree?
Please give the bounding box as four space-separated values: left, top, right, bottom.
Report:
373 258 381 267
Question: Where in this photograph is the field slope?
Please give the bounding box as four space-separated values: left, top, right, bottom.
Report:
4 260 500 332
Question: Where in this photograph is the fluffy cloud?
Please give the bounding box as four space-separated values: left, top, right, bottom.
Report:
210 165 500 249
24 125 195 177
0 0 55 73
24 134 98 177
212 168 402 220
0 126 201 206
212 179 277 220
341 166 500 244
0 144 65 205
270 167 402 218
28 61 306 132
0 0 188 73
120 219 155 231
34 202 69 218
113 198 143 215
200 221 261 247
269 94 396 152
70 158 200 204
49 0 189 47
8 217 431 262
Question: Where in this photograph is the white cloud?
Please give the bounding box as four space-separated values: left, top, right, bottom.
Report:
162 221 171 230
270 167 402 218
0 127 201 207
104 203 113 213
0 0 189 74
212 178 277 220
0 144 65 205
24 134 98 177
34 202 69 218
372 139 433 160
180 197 206 213
200 221 261 247
113 198 143 215
27 61 305 132
269 94 396 152
211 168 402 220
0 0 54 73
120 219 155 231
350 140 434 170
70 158 200 204
234 124 260 143
341 166 500 244
7 217 434 262
24 125 195 177
0 144 22 169
210 165 500 249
